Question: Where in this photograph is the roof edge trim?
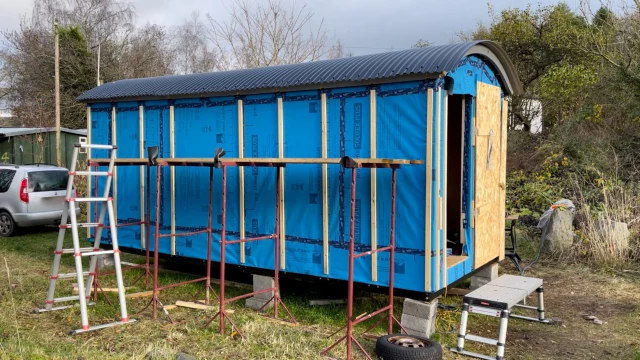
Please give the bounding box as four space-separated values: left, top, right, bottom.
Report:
464 42 523 96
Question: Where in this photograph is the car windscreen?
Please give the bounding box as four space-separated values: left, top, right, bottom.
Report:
28 170 68 192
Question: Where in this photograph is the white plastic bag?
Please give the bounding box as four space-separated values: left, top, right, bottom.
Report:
537 199 576 229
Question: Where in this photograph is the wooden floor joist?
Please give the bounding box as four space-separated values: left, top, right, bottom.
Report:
72 284 133 294
125 290 153 299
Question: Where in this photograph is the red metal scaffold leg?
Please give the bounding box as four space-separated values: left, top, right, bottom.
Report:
203 164 295 338
321 165 406 360
138 164 218 321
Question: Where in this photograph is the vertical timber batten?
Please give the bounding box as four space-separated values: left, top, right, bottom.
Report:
111 106 117 223
443 91 449 287
370 89 378 282
238 100 246 263
499 98 509 261
435 89 441 291
170 105 176 255
425 89 433 292
278 97 285 270
86 106 92 240
139 105 145 248
321 93 329 274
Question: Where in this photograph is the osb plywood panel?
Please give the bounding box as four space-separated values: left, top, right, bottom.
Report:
474 82 504 268
499 99 509 261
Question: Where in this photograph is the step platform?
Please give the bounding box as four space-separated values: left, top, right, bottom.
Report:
449 274 553 360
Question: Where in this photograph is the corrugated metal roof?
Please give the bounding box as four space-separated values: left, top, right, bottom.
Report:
0 127 87 137
77 40 522 102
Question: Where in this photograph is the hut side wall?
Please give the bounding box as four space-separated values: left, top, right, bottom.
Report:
89 55 507 293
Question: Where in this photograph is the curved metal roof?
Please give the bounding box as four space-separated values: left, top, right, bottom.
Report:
77 40 522 102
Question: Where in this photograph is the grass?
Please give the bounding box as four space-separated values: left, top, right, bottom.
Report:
1 227 639 359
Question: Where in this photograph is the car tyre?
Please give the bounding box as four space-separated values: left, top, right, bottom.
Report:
375 334 442 360
0 211 15 237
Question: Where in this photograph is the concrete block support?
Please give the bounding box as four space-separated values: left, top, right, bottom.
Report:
400 298 438 338
245 275 275 311
470 262 499 290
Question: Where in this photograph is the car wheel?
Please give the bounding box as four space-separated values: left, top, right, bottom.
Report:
375 334 442 360
0 211 15 237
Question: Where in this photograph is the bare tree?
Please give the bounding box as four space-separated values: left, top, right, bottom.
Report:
326 40 353 59
0 0 139 129
577 1 640 85
205 0 329 70
31 0 135 46
172 12 217 74
119 23 174 78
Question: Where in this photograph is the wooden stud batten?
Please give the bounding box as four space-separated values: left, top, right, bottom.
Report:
139 105 145 249
499 98 509 261
471 102 476 231
170 105 176 255
277 97 285 270
370 89 378 282
238 99 246 263
111 106 117 223
86 106 92 240
425 88 433 292
442 91 449 287
321 93 329 274
435 88 441 291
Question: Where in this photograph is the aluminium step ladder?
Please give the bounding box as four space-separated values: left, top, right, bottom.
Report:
449 274 553 360
37 143 136 334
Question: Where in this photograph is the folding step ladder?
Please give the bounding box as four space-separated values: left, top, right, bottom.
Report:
450 274 553 360
37 143 136 334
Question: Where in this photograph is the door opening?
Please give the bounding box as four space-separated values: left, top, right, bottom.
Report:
446 94 466 268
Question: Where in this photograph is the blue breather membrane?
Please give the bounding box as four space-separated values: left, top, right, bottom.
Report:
89 78 463 293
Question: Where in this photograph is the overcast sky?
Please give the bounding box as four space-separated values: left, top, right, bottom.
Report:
0 0 595 55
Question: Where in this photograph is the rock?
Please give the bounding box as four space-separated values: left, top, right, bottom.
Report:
596 220 630 253
543 208 574 252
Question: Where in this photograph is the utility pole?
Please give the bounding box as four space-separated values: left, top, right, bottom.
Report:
92 43 101 86
54 19 61 166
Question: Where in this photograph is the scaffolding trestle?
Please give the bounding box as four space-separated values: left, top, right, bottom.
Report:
202 158 297 338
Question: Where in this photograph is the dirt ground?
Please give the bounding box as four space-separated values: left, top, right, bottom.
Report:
437 264 640 360
0 228 639 359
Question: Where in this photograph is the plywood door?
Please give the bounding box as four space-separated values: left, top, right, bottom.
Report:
473 82 505 268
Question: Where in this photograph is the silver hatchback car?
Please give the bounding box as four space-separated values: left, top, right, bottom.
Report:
0 164 80 236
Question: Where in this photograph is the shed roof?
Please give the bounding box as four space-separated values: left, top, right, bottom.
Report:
77 40 522 103
0 127 87 137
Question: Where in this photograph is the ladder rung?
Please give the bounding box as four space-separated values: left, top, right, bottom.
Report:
60 223 102 229
75 143 117 150
61 247 97 254
69 197 110 202
514 303 537 311
53 295 84 303
81 250 115 257
70 171 112 176
36 302 96 313
56 272 90 279
465 333 499 346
